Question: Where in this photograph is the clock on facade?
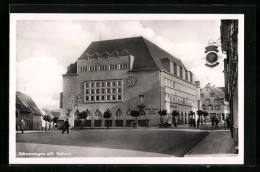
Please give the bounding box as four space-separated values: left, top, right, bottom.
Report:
126 74 138 87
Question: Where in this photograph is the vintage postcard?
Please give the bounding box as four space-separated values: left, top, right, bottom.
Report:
9 13 244 164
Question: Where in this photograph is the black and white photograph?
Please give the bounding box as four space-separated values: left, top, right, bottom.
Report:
9 13 244 164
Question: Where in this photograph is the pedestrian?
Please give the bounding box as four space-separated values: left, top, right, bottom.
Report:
192 118 196 128
226 117 230 130
188 117 192 128
197 118 200 128
20 119 25 134
215 118 219 128
211 117 215 127
62 119 70 134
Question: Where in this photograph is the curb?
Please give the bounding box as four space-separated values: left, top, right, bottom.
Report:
183 131 212 157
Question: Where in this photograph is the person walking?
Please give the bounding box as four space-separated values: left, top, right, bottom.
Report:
215 118 219 128
20 119 25 134
62 119 70 134
211 117 215 127
192 118 196 128
197 118 200 128
226 116 230 130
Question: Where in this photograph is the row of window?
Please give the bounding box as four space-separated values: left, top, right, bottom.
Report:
201 93 215 97
85 80 122 88
202 105 220 110
165 93 195 106
204 99 220 104
164 78 196 95
84 80 123 102
77 108 146 119
79 64 128 73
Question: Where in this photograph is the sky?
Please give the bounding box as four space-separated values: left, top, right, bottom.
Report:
16 19 225 110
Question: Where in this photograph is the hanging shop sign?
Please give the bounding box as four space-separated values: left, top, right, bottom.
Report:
204 45 220 68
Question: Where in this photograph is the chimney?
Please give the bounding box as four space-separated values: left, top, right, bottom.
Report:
213 85 215 87
208 83 211 85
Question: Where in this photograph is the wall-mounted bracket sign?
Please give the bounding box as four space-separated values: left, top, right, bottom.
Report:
204 45 220 68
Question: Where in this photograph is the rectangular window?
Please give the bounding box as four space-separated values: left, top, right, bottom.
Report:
215 105 220 110
200 94 204 97
112 88 116 93
112 81 116 87
86 83 89 87
214 99 219 103
84 80 123 103
210 93 214 97
112 95 116 100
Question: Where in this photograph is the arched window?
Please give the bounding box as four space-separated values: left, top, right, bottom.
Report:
174 62 177 75
115 108 123 117
208 104 213 110
179 66 183 78
86 109 91 120
94 109 102 119
202 104 206 110
139 108 146 116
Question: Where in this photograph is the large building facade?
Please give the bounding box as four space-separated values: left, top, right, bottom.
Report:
62 37 200 128
221 20 239 144
200 84 230 121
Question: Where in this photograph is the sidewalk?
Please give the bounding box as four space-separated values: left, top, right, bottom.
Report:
184 130 237 157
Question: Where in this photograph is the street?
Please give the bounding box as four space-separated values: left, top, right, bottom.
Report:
16 128 208 157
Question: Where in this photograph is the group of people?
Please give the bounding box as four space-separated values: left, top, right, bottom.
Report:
18 118 70 134
211 117 219 127
188 117 201 128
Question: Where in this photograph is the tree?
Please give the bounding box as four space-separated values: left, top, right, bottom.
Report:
43 115 52 131
78 111 87 130
202 111 209 123
171 110 179 127
103 109 112 130
158 109 167 123
52 117 59 127
130 110 140 128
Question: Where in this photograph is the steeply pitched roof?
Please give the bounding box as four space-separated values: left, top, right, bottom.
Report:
16 95 31 113
66 36 187 74
207 85 225 98
17 92 43 116
217 87 226 93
